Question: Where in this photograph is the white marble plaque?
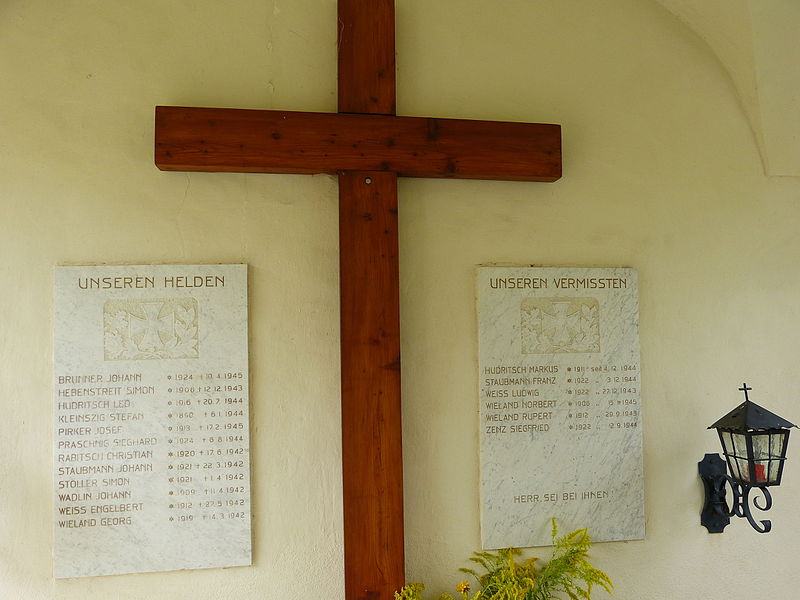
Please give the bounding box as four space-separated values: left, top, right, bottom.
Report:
477 266 643 548
53 264 251 578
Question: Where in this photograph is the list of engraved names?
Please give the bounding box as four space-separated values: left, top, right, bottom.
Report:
54 264 251 578
477 266 643 549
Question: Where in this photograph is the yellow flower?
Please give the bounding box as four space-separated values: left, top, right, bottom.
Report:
456 581 470 594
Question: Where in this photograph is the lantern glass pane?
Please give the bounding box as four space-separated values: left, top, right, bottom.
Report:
731 433 747 456
752 434 770 483
736 457 752 482
771 431 787 458
730 432 751 482
768 460 779 482
720 431 734 456
752 433 772 460
769 431 787 483
752 461 768 483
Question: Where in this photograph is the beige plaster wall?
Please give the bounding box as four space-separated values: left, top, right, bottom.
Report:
655 0 800 177
1 1 798 598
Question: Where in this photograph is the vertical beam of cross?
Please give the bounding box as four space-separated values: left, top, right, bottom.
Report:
339 171 403 600
338 0 396 116
338 2 404 599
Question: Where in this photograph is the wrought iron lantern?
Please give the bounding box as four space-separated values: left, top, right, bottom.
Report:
699 384 795 533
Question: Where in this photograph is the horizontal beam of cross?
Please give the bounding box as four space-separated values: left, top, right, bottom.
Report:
155 107 561 182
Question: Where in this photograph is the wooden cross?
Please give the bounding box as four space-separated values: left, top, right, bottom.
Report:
154 1 561 598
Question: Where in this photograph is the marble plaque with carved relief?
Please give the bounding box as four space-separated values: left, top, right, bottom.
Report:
477 266 643 548
53 264 251 578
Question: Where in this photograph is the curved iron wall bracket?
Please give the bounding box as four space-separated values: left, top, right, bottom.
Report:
699 453 773 534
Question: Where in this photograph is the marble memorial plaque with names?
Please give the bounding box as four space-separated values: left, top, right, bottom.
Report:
477 266 643 548
53 264 251 578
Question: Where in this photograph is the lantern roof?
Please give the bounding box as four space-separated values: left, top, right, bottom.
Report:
709 399 797 432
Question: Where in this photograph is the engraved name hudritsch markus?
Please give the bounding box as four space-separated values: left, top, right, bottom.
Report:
53 264 251 578
477 266 643 549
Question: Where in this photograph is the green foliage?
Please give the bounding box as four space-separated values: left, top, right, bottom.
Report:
397 519 612 600
395 582 426 600
459 548 538 600
526 519 613 600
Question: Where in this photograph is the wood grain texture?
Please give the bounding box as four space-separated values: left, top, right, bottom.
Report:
155 107 562 182
339 171 405 600
339 5 402 598
338 0 396 115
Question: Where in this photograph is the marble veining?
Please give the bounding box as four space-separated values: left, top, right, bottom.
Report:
477 266 644 548
53 264 251 578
